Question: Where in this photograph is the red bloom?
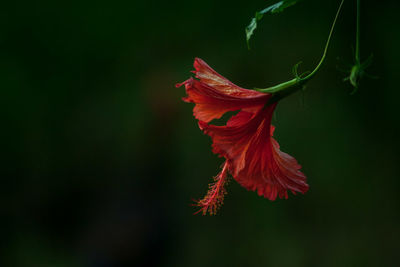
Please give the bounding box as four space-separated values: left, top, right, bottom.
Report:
177 58 308 215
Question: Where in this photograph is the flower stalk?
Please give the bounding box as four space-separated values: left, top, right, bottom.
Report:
355 0 360 63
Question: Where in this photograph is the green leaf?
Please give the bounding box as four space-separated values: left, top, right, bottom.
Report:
245 0 301 49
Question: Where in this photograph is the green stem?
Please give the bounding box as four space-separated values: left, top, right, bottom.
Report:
256 0 345 96
302 0 345 80
256 78 298 94
355 0 360 63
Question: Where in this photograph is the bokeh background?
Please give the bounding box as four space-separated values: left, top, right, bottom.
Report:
2 0 400 266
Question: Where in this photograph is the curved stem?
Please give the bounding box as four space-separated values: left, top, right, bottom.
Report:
302 0 345 80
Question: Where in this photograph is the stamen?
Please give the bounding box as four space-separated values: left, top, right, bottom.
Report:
194 161 230 215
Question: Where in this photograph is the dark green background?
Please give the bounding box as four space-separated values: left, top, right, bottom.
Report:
2 0 399 266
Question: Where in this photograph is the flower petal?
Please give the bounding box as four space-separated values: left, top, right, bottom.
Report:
176 58 269 123
200 104 308 200
193 58 263 97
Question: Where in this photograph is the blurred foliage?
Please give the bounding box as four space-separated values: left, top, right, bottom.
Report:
1 0 400 266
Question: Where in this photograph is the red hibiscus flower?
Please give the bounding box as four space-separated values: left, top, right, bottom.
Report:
176 58 308 215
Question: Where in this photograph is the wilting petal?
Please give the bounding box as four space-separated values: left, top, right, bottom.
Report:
200 103 308 200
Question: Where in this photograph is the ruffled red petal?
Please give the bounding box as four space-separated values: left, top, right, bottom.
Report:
200 104 308 200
